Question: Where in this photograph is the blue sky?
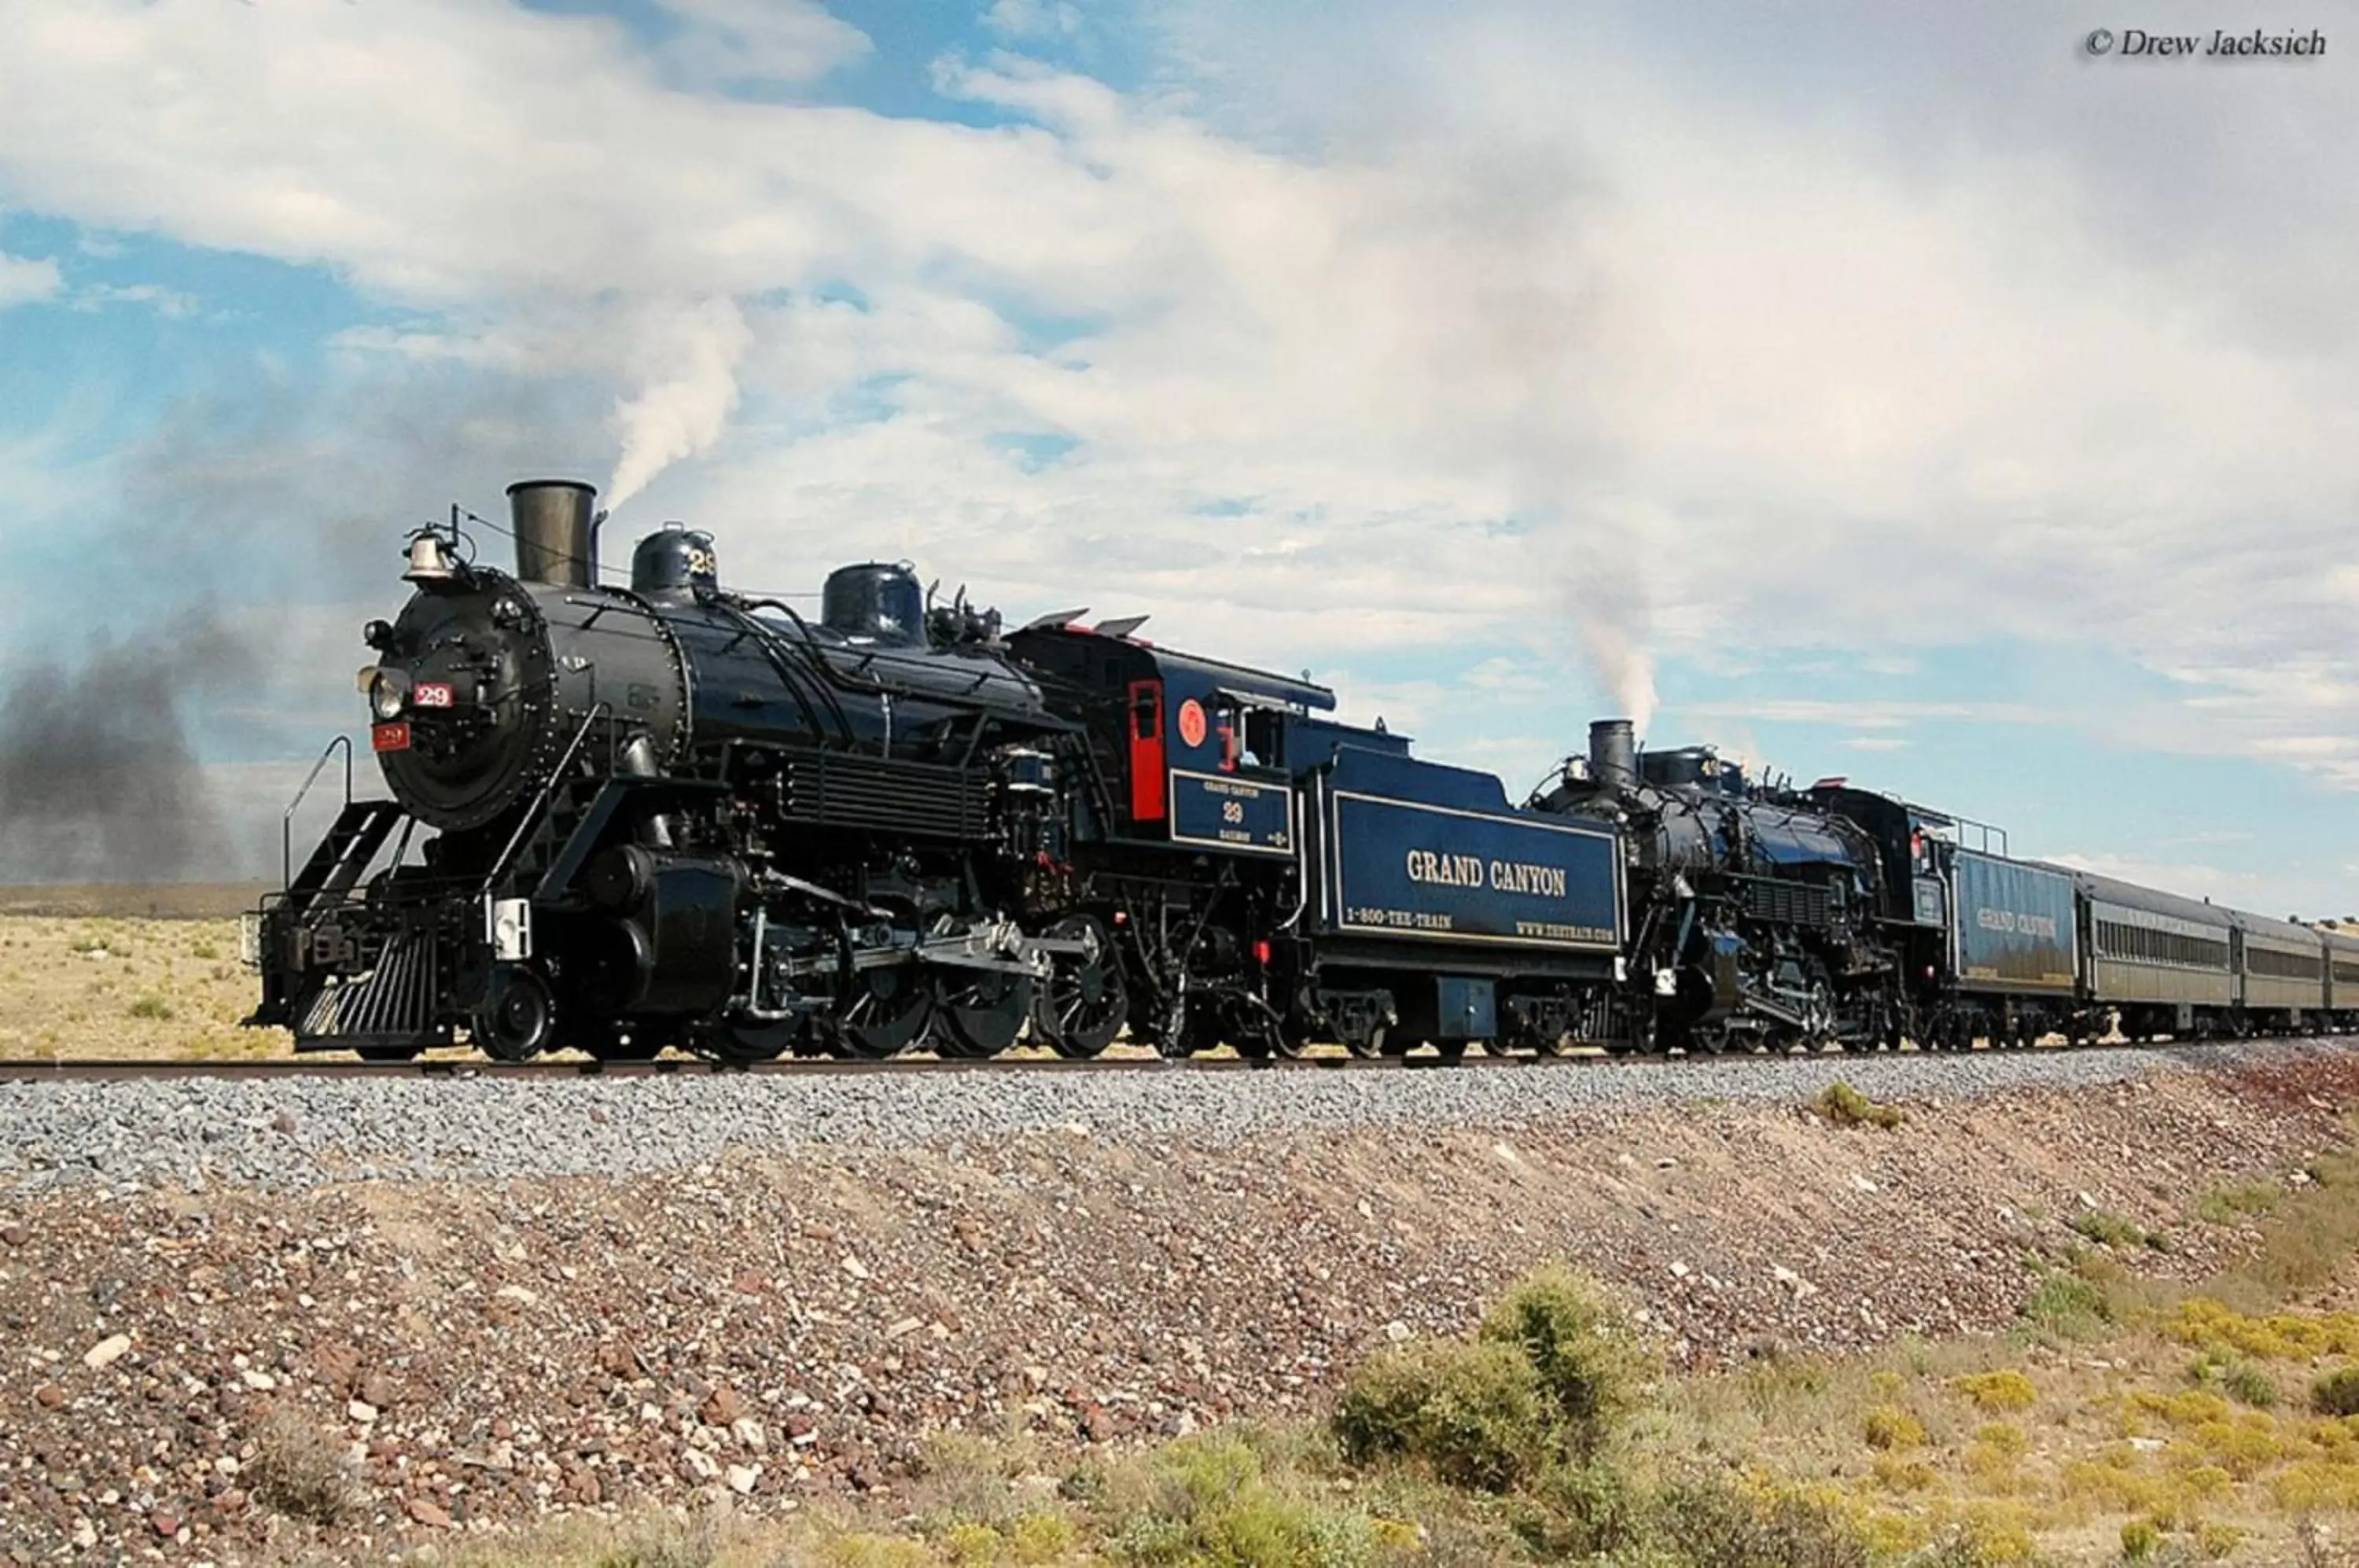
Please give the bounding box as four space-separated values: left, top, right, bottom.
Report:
0 0 2353 917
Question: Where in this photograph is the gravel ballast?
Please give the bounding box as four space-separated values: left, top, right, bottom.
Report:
3 1043 2357 1562
2 1038 2351 1193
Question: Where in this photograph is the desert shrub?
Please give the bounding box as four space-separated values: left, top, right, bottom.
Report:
591 1514 723 1568
2312 1367 2359 1417
1005 1512 1077 1564
1475 1267 1653 1460
127 994 175 1021
1811 1080 1904 1131
907 1429 1037 1534
2022 1270 2112 1339
2195 1522 2243 1559
1402 1515 1514 1568
940 1523 999 1566
1897 1522 2053 1568
1336 1267 1651 1489
1509 1459 1643 1559
1871 1454 1938 1493
1642 1472 1869 1568
1975 1423 2029 1458
1952 1371 2037 1413
2070 1209 2147 1250
2119 1516 2163 1562
245 1405 356 1525
2188 1353 2280 1410
1863 1404 1927 1451
819 1536 933 1568
1332 1339 1551 1492
2195 1180 2280 1226
1106 1433 1382 1568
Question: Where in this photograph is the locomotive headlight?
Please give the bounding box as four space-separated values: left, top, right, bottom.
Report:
368 670 408 720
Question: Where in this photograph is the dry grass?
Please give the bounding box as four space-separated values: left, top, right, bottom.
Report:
245 1404 359 1525
0 882 270 919
0 912 290 1058
1628 1117 2359 1563
283 1152 2359 1566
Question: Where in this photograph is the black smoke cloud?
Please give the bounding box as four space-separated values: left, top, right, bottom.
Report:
0 363 609 885
0 616 256 882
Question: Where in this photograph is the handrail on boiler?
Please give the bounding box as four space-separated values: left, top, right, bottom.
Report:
281 734 354 890
482 702 613 894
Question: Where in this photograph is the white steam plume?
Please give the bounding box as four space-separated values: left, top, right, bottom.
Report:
605 296 752 510
1567 561 1655 741
1580 615 1657 740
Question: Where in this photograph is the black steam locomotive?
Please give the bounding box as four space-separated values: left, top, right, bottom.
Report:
248 479 2358 1061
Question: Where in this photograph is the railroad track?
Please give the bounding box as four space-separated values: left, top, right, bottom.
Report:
1 1051 1573 1082
0 1036 2334 1083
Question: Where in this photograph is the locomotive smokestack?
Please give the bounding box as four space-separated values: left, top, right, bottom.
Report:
507 479 599 588
1588 718 1637 793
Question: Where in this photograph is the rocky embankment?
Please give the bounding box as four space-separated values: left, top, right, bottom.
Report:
0 1041 2352 1562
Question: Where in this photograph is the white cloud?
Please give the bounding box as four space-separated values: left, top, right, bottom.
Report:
74 281 197 317
655 0 870 86
984 0 1083 40
0 0 2350 812
1683 699 2050 731
0 248 60 307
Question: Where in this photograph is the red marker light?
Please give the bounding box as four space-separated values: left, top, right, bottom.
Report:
1254 940 1272 966
371 721 412 753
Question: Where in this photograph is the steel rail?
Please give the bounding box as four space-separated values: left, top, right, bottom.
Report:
0 1036 2337 1084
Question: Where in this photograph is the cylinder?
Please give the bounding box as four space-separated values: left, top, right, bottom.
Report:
1588 718 1637 793
508 479 598 587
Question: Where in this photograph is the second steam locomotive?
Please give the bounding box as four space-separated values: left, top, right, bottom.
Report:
248 480 2359 1061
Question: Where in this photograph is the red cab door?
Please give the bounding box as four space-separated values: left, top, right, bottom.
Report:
1128 679 1166 823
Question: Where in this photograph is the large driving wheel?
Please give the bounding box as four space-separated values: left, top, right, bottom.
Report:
713 1014 804 1064
823 965 933 1059
1030 915 1127 1058
936 968 1032 1058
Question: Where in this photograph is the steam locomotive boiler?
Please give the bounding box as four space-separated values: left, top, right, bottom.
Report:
252 480 1107 1062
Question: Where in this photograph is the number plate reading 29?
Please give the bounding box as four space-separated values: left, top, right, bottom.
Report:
1168 770 1293 856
